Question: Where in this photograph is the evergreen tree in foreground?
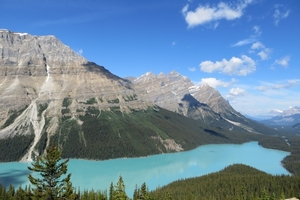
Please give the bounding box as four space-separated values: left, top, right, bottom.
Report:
28 144 77 200
112 176 128 200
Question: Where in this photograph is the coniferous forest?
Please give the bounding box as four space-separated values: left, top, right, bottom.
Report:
1 106 300 199
1 145 300 200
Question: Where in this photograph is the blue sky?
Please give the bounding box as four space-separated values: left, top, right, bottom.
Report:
1 0 299 117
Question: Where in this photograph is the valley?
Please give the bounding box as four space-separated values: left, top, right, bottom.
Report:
0 29 300 200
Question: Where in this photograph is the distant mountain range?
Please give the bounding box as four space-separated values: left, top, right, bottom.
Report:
0 30 279 162
259 106 300 134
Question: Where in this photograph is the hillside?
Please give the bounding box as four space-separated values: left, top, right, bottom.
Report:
0 30 291 163
150 164 300 200
132 71 280 135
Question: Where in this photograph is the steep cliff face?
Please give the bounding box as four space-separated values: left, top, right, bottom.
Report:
0 30 273 162
189 84 244 120
0 30 152 161
132 71 223 124
132 71 263 133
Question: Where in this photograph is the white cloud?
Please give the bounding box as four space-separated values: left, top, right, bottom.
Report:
171 41 177 46
199 55 256 76
181 0 253 28
228 92 300 117
253 25 261 36
260 50 272 60
229 87 246 96
273 4 290 26
250 41 271 60
231 25 261 47
251 41 264 50
198 77 236 88
226 87 246 100
224 79 300 117
258 79 299 91
182 4 189 14
232 38 256 47
273 56 290 67
188 67 196 72
257 51 269 60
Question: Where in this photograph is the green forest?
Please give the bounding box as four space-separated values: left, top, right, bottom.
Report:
1 145 300 200
0 106 300 176
1 106 300 199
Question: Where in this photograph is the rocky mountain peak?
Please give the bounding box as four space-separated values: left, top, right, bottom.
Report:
0 30 87 77
132 71 258 132
0 30 280 162
0 30 153 161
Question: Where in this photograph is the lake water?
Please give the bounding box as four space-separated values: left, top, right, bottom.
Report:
0 142 290 197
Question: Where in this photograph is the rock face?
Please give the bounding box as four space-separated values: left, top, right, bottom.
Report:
0 29 150 124
0 30 152 161
133 72 221 123
0 30 273 162
132 71 259 132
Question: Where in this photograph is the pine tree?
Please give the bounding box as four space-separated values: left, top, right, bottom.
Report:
112 176 128 200
109 182 114 200
139 182 150 200
28 144 77 200
133 184 139 200
280 191 285 200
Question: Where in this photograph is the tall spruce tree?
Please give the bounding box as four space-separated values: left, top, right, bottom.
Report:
28 144 77 200
112 176 128 200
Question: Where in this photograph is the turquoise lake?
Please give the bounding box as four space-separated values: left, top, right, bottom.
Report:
0 142 290 197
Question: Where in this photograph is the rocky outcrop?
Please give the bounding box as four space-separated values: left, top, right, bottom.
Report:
132 71 259 132
0 30 273 162
0 30 153 161
132 71 222 123
0 30 151 125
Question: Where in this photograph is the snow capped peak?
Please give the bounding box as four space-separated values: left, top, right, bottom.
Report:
0 29 9 32
282 106 300 116
272 109 283 113
14 32 28 36
0 29 28 36
268 106 300 117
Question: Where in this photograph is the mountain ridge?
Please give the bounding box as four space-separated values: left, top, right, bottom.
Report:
0 30 279 162
131 71 274 135
260 106 300 134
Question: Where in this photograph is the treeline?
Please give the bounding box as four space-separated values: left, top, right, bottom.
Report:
258 134 300 175
0 134 34 162
50 106 300 176
1 164 299 200
1 143 300 200
149 164 300 200
282 135 300 175
54 106 260 160
1 105 300 176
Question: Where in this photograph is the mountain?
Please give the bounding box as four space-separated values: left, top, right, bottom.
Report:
0 30 274 162
0 29 157 161
260 106 300 134
131 71 273 134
